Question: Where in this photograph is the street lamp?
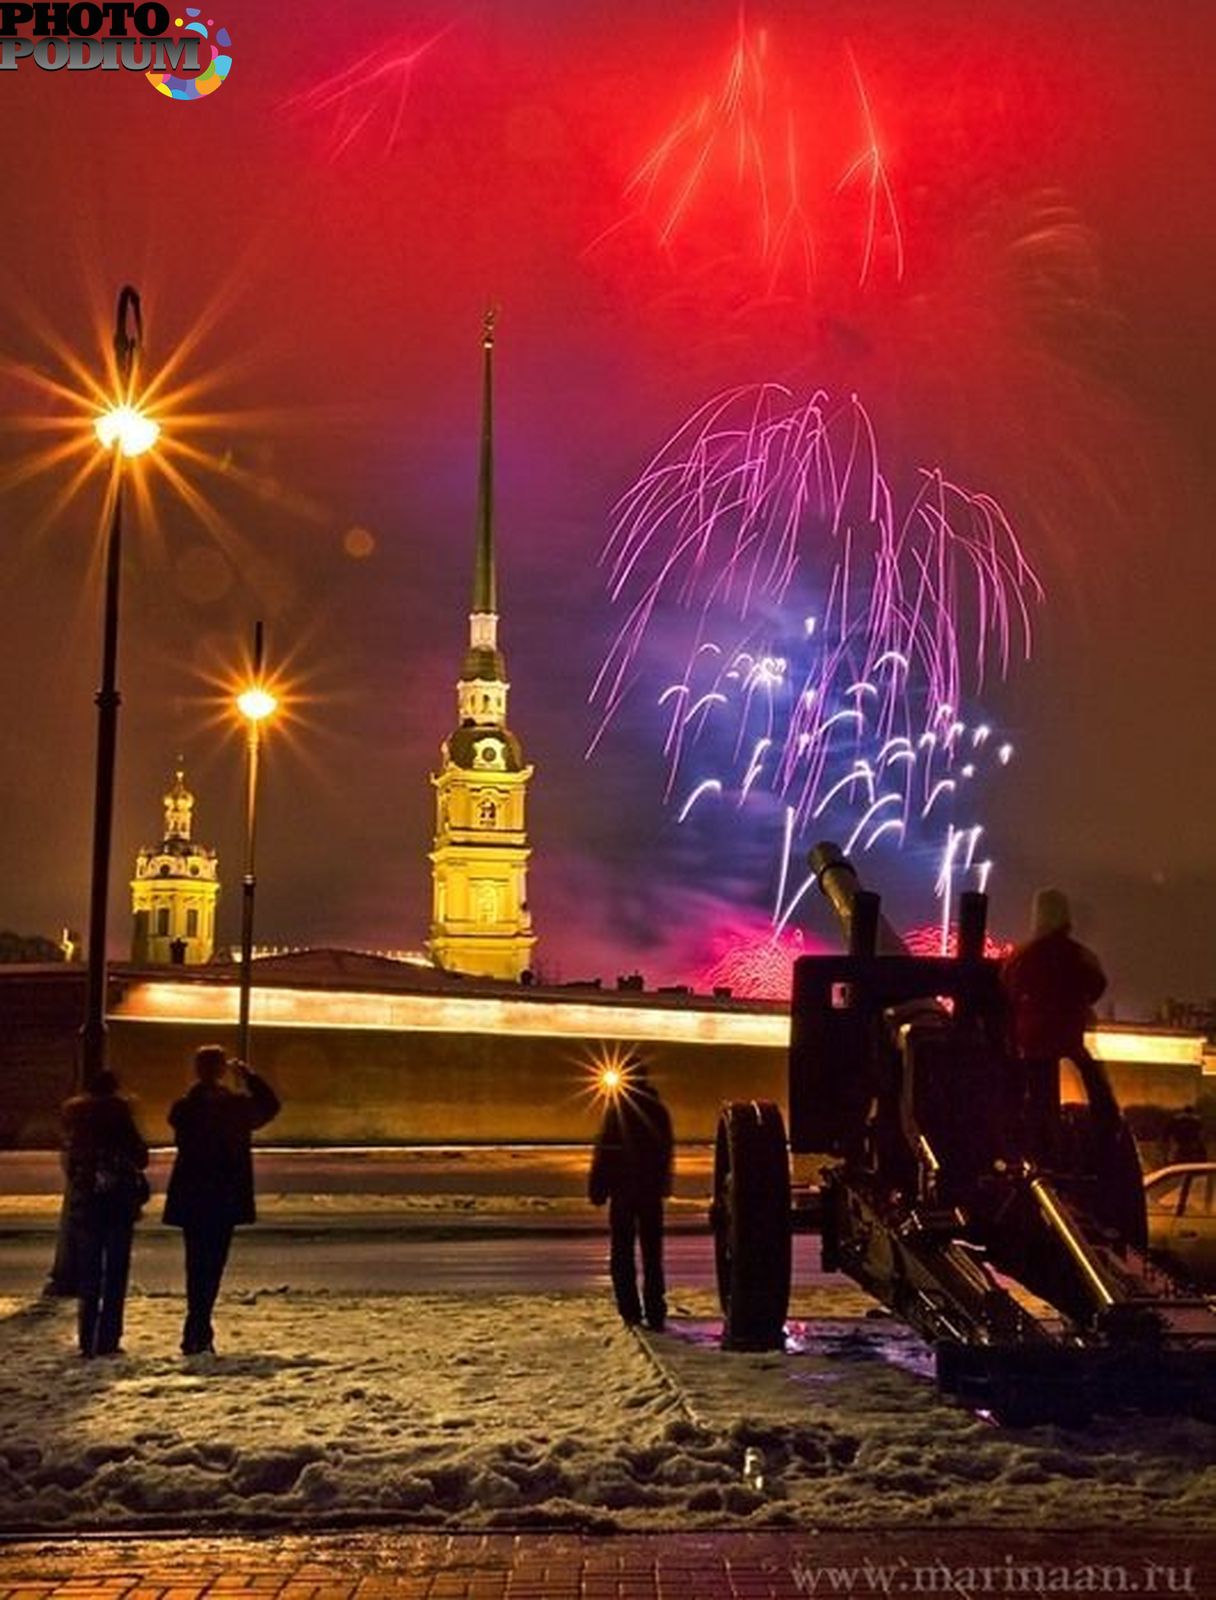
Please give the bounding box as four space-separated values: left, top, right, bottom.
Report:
81 287 159 1089
47 289 158 1296
235 621 277 1066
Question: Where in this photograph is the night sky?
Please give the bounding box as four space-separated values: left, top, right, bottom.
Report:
1 1 1213 1014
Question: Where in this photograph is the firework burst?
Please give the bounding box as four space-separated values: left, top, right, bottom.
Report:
589 382 1042 928
588 15 905 303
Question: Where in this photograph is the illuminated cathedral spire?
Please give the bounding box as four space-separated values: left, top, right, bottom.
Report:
428 310 537 982
463 305 506 691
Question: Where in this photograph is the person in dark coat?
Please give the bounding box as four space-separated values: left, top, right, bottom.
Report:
62 1069 149 1358
164 1045 280 1355
589 1062 673 1331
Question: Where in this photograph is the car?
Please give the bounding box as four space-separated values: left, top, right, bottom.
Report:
1144 1163 1216 1287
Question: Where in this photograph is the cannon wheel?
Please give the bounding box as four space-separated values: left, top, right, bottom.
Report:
712 1101 792 1351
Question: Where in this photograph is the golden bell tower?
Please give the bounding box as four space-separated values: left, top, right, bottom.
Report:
428 312 537 981
131 766 220 965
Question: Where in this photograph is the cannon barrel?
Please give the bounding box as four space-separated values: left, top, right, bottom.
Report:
809 840 908 956
809 840 989 959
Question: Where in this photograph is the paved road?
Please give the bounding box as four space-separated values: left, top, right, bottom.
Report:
0 1226 830 1295
0 1145 716 1196
5 1529 1213 1600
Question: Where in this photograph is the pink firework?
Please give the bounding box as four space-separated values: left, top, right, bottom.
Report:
901 924 1014 961
589 383 1042 921
699 926 809 1001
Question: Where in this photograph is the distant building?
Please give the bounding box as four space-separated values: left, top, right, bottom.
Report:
428 313 536 982
130 767 219 965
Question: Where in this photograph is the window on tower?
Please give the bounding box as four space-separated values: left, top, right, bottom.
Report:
186 909 199 938
479 798 497 827
155 908 170 937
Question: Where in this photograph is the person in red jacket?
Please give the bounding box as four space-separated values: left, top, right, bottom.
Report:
1001 888 1107 1165
1001 888 1147 1249
1002 888 1107 1062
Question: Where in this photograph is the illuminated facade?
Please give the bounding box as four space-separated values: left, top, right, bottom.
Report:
428 314 536 982
130 767 219 965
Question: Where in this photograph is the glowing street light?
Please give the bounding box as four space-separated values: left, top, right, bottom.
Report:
93 403 159 457
236 685 278 724
235 621 278 1067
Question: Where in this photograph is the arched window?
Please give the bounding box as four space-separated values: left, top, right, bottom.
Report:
478 797 497 827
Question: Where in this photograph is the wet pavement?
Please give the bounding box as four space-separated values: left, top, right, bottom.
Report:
2 1530 1214 1600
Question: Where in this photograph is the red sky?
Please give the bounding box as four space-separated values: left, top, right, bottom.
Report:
1 1 1214 1011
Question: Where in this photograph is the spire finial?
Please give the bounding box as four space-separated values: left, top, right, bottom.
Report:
473 306 497 617
164 763 194 841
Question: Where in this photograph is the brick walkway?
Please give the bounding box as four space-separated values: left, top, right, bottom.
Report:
1 1531 1214 1600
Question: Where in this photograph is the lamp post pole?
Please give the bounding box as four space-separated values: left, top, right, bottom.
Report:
80 286 145 1089
47 289 158 1297
236 621 275 1066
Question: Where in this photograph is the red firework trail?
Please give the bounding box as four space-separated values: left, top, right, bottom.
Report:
837 45 904 286
589 19 905 297
283 28 450 161
587 11 813 295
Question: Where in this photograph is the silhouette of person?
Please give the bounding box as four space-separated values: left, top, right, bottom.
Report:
1001 888 1145 1249
589 1062 673 1331
1164 1105 1207 1166
1001 887 1107 1159
62 1069 149 1358
163 1045 280 1356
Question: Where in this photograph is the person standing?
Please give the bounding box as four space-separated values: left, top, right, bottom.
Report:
1001 887 1144 1248
589 1062 674 1332
163 1045 280 1356
1001 888 1107 1074
62 1069 149 1358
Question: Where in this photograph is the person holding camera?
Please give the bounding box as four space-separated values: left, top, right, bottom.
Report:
163 1044 280 1356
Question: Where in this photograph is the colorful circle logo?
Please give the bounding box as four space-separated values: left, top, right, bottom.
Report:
147 9 232 100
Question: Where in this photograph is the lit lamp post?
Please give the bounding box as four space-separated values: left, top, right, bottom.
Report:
82 287 160 1085
235 622 277 1066
47 289 159 1296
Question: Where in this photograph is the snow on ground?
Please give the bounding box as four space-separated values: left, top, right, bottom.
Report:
1 1289 1214 1534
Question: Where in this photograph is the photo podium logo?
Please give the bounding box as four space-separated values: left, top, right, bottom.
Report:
0 3 232 98
147 8 230 99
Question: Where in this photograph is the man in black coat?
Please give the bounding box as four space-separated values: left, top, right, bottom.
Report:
589 1062 674 1331
62 1069 149 1358
164 1045 280 1355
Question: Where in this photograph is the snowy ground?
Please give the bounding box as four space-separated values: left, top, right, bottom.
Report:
2 1287 1214 1535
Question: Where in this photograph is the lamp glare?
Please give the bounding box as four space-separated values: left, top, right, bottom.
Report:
95 404 160 457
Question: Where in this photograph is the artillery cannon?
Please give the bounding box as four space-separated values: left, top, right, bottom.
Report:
711 842 1216 1423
